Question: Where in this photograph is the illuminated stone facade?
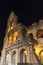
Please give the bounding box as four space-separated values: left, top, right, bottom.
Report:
0 11 43 65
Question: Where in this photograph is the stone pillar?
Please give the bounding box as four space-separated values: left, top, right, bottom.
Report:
27 46 30 63
9 51 12 65
17 48 20 63
29 44 34 63
29 44 38 63
1 49 6 65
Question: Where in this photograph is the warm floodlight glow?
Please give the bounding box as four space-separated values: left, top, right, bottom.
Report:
41 52 43 60
35 46 41 56
11 22 14 30
41 52 43 56
14 32 18 36
6 39 8 46
34 45 43 56
13 32 18 42
9 35 12 44
13 37 17 42
24 50 27 55
39 51 43 63
8 26 10 32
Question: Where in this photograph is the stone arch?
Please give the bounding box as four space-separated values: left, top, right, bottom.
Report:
12 51 16 55
39 50 43 63
5 52 10 65
12 51 17 65
36 29 43 38
29 33 33 39
20 48 27 63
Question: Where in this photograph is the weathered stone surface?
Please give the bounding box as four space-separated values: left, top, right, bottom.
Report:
1 11 43 65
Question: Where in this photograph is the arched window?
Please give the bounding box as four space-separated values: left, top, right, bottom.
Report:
39 50 43 63
9 35 12 44
13 32 18 42
36 29 43 38
6 53 10 65
20 49 27 63
12 51 16 65
29 33 33 39
10 22 14 30
8 22 14 33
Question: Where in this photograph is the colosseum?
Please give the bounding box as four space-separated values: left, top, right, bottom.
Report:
0 11 43 65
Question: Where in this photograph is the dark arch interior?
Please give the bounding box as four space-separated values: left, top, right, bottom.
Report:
36 29 43 38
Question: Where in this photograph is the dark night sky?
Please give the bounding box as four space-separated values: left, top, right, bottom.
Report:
0 0 43 53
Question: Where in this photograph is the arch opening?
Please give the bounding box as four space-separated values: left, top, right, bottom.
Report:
20 49 27 63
